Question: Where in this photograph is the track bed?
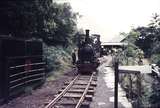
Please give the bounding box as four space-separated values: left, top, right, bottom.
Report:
45 72 97 108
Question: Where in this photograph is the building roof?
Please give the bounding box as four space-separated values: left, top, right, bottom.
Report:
110 35 127 42
101 42 128 46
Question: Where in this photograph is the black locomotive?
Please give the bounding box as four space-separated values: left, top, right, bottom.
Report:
77 30 100 74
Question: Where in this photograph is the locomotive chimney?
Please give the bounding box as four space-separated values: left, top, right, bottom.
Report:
86 29 89 38
85 29 90 43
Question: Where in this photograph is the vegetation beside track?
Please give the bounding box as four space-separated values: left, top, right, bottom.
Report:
0 1 81 78
117 13 160 107
120 13 160 65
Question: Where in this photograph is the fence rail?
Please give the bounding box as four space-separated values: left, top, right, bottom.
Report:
4 55 45 101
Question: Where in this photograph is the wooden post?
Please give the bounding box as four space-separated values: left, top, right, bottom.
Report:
4 57 10 102
136 73 141 108
114 61 119 108
129 74 132 99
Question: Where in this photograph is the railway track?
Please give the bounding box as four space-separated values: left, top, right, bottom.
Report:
45 72 97 108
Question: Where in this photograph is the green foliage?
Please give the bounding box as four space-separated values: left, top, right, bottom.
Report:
118 46 141 65
43 43 72 72
126 45 136 57
73 29 85 47
118 30 142 65
120 29 141 59
150 54 160 66
135 13 160 57
0 1 79 75
0 1 78 47
121 13 160 61
119 13 160 107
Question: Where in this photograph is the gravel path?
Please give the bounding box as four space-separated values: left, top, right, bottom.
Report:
0 68 77 108
90 56 132 108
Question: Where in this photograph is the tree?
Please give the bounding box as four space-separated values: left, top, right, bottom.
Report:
0 1 78 47
135 13 160 57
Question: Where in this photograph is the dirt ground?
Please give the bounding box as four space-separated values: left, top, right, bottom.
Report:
0 68 77 108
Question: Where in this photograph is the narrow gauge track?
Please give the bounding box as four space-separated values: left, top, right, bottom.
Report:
45 72 97 108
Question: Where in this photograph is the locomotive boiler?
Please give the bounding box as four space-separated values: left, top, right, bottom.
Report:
77 29 100 74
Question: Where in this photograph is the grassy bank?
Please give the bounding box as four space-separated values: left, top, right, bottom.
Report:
43 43 75 81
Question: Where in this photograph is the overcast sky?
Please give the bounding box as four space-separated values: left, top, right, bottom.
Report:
57 0 160 42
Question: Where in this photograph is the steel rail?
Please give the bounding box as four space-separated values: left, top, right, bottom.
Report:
45 74 80 108
75 72 95 108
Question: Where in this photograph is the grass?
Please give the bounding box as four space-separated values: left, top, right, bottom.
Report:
43 42 75 81
46 58 73 81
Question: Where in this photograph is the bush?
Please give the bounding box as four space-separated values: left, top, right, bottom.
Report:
126 44 141 58
150 54 160 66
43 43 73 73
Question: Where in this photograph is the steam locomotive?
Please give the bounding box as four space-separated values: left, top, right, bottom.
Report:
77 30 100 74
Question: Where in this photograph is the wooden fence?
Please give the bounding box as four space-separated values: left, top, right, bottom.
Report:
114 60 141 108
4 55 45 101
